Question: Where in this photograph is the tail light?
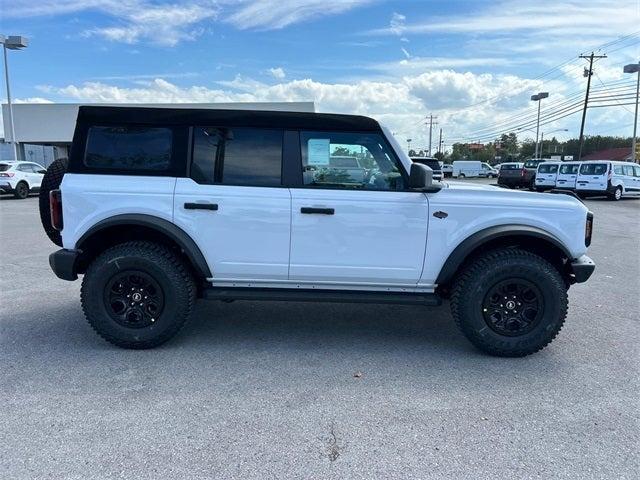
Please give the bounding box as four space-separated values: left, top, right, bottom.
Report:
50 189 63 231
0 172 15 177
585 212 594 247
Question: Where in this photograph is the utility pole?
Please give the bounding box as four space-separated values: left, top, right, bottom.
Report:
426 115 438 156
438 128 443 154
577 52 607 160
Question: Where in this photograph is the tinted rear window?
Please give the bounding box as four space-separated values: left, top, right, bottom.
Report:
413 159 441 170
524 160 545 168
500 164 521 170
559 164 579 174
0 164 12 172
538 164 558 173
580 163 608 175
85 126 173 171
191 127 283 186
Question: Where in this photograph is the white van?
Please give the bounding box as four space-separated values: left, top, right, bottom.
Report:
555 162 581 190
576 160 640 200
534 162 560 191
453 161 496 178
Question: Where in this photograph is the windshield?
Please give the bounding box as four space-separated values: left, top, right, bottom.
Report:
500 164 521 170
538 164 558 173
580 163 608 175
559 164 579 174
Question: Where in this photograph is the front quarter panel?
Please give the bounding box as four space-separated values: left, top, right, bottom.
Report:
420 186 589 286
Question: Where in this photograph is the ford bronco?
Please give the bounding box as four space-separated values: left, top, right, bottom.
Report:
41 106 595 356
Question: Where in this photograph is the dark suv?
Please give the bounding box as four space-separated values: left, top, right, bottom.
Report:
411 157 442 181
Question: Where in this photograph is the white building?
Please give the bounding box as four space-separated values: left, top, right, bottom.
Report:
1 102 316 166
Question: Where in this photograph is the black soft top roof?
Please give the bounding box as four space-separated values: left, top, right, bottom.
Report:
77 106 382 132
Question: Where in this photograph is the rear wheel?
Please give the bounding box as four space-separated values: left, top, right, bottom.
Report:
14 181 29 199
458 173 466 178
608 186 622 201
450 248 568 357
81 241 196 349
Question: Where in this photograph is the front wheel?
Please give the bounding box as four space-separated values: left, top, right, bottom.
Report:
458 173 466 179
14 181 29 199
81 241 196 349
450 248 568 357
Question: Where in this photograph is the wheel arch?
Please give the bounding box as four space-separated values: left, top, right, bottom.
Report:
75 214 212 279
436 225 572 290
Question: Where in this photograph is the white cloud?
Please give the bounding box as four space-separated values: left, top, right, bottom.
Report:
370 1 637 37
36 69 561 147
225 0 375 30
268 67 286 80
389 12 406 36
5 0 375 45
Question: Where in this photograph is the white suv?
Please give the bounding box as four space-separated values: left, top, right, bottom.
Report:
0 161 46 199
41 106 595 357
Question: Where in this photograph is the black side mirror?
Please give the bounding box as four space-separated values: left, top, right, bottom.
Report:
408 163 434 190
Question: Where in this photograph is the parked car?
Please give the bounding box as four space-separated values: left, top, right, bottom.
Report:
453 161 498 179
497 162 525 188
522 159 550 190
535 162 560 191
0 161 46 199
576 160 640 200
42 106 594 357
479 163 499 178
411 157 442 181
441 164 453 178
555 162 581 190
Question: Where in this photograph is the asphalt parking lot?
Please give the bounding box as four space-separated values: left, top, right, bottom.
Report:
1 185 639 479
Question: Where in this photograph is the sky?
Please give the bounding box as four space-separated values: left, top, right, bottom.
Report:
1 0 639 151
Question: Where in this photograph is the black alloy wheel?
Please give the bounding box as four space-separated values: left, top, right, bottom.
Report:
482 279 544 336
104 270 165 328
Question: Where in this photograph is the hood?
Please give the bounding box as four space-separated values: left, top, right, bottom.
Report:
436 181 586 211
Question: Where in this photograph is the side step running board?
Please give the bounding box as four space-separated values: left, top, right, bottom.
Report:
203 287 441 306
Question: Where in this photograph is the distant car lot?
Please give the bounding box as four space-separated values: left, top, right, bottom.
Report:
1 192 638 479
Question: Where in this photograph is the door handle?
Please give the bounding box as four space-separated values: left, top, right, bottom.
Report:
184 202 218 211
300 207 334 215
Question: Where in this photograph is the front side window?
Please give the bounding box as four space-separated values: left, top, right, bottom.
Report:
85 126 172 171
538 164 558 173
191 127 282 186
613 165 624 175
559 164 579 174
580 163 608 175
300 131 404 190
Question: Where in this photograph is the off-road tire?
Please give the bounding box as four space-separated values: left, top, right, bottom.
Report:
39 158 68 246
14 181 29 199
81 241 196 349
450 248 568 357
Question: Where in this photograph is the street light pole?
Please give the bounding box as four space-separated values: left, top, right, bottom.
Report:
624 62 640 163
531 92 549 159
1 35 28 161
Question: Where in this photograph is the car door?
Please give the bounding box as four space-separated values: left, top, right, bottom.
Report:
622 165 636 193
634 165 640 194
173 126 291 281
30 163 45 188
288 130 428 286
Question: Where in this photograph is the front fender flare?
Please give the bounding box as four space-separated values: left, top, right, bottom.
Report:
435 224 572 286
